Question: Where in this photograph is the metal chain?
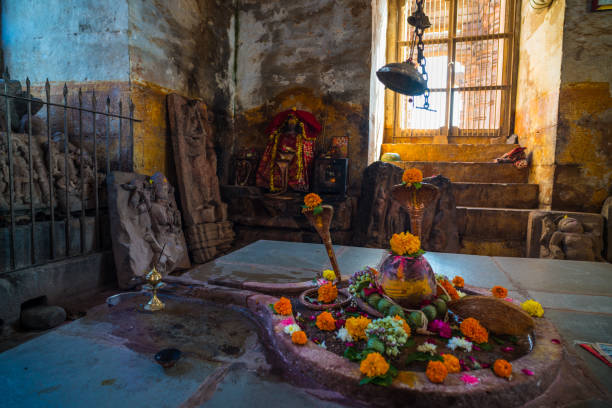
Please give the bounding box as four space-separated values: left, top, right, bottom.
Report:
414 0 430 110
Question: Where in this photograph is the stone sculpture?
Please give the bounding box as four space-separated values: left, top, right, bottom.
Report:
107 171 190 289
167 94 234 263
539 215 604 261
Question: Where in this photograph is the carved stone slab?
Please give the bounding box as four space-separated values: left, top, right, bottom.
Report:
107 171 190 289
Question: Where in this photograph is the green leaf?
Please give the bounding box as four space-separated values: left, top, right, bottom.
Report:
343 347 363 362
507 335 519 344
477 342 493 351
371 375 393 386
404 351 443 364
492 336 506 345
313 206 323 215
413 182 422 189
268 304 276 313
359 376 374 385
404 338 415 348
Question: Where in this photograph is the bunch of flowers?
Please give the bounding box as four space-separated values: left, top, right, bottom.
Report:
336 327 353 342
348 267 379 296
273 297 292 315
491 285 508 299
426 360 448 384
283 323 301 335
521 299 544 317
428 319 452 338
460 317 489 344
316 311 336 331
442 354 461 373
417 343 438 355
302 193 323 215
322 269 336 282
493 359 513 379
345 316 372 341
437 278 460 301
317 282 338 303
366 316 409 357
393 315 411 338
447 336 473 352
292 331 308 345
390 231 424 257
452 276 464 288
402 168 423 189
360 352 390 378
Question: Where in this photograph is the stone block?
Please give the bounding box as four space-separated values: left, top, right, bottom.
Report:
20 305 66 330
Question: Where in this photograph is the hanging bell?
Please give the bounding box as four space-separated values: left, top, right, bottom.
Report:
376 61 427 96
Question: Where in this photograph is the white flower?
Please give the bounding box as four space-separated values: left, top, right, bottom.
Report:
283 324 301 335
336 327 353 342
318 341 327 349
417 343 438 355
457 290 466 298
447 336 473 352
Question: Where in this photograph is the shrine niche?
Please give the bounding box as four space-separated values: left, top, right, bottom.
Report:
167 94 234 263
107 171 190 289
256 108 321 193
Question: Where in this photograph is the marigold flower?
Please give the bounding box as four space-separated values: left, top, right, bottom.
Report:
460 317 489 344
390 231 421 256
402 168 423 185
304 193 322 208
345 316 371 340
452 276 464 288
394 315 411 337
322 269 336 282
359 352 390 378
291 330 308 345
437 279 460 301
426 360 448 384
317 282 338 304
273 297 292 316
491 285 508 299
493 359 512 378
315 311 336 331
442 354 461 373
521 299 544 317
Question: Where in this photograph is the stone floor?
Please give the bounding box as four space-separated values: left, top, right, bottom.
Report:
1 240 611 407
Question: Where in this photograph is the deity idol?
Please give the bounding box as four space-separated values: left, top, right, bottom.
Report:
256 108 321 192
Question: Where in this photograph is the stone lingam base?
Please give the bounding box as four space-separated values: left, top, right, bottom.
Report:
161 276 596 408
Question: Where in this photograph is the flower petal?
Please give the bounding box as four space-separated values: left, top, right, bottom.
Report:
501 346 514 352
460 374 480 385
521 369 534 376
551 339 561 344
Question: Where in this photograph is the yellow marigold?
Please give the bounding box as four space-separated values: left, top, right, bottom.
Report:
402 168 423 185
452 276 464 288
273 297 292 316
521 299 544 317
315 311 336 331
359 352 390 378
437 279 460 301
345 316 372 340
390 231 421 256
442 354 461 373
317 282 338 304
322 269 336 282
460 317 489 344
493 359 512 378
304 193 322 208
491 285 508 299
394 315 412 337
426 360 448 384
291 330 308 345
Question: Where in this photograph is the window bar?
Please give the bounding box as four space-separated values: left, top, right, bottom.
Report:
129 99 135 172
92 91 99 250
105 96 110 176
45 79 55 260
63 84 70 257
118 100 122 170
26 78 36 265
4 68 16 269
492 0 500 135
445 0 458 140
78 88 85 254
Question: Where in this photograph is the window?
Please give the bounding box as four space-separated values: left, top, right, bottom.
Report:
385 0 519 143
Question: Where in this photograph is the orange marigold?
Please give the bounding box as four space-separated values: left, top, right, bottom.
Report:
273 297 292 316
304 193 322 208
452 276 465 288
437 279 460 301
291 330 308 345
460 317 489 344
493 359 512 378
390 231 421 256
491 285 508 299
442 354 461 373
402 168 423 185
317 282 338 304
359 352 390 378
345 316 372 340
394 315 412 337
426 360 448 384
315 311 336 331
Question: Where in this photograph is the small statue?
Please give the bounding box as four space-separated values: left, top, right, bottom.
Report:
540 216 603 261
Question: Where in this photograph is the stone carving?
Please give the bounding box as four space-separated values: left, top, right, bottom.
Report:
539 215 604 261
167 94 234 263
107 171 190 289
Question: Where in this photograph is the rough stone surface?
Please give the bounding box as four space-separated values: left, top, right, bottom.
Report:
20 305 66 330
167 94 234 263
107 171 190 289
526 210 604 260
422 175 461 253
601 197 612 262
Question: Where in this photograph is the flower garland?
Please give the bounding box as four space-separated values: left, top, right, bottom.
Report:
426 360 448 383
460 317 489 344
521 299 544 317
292 330 308 345
318 282 338 303
442 354 461 373
316 311 336 331
273 297 292 315
491 285 508 299
360 352 390 378
345 316 372 341
322 269 336 282
452 276 464 288
389 231 424 257
402 168 423 189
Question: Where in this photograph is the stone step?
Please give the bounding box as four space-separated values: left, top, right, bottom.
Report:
396 161 529 183
381 143 515 162
453 182 539 209
456 206 532 241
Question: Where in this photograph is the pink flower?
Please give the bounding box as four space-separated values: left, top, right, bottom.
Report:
309 315 316 321
280 318 293 326
346 342 355 347
459 359 471 371
460 374 480 385
428 319 452 338
521 369 534 376
426 338 437 344
504 297 514 302
501 346 514 352
335 319 346 330
481 362 491 369
551 339 561 344
473 345 481 352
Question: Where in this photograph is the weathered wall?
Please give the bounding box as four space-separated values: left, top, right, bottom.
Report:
514 0 565 208
232 0 372 193
553 0 612 212
369 0 388 164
